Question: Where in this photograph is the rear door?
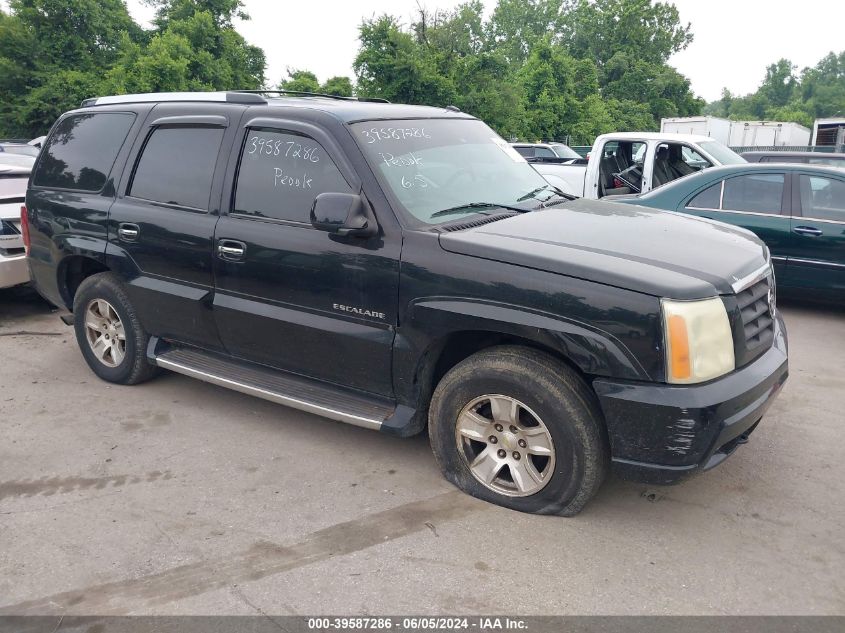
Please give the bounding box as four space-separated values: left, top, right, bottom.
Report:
681 171 791 281
785 170 845 294
107 103 240 350
211 117 400 397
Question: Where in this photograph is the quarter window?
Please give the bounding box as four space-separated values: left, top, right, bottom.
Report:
129 126 224 210
722 174 784 213
687 182 722 209
33 113 135 191
799 175 845 222
233 129 351 223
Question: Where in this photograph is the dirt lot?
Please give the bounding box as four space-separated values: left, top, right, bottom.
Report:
1 286 843 616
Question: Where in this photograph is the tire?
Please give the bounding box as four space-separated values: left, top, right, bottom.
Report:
72 272 159 385
428 345 608 516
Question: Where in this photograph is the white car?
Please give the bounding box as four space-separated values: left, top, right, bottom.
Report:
533 132 746 199
0 160 32 289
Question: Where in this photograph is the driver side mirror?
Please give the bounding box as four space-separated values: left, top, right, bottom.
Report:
310 192 377 238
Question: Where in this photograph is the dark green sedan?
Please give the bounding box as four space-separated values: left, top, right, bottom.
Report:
611 163 845 300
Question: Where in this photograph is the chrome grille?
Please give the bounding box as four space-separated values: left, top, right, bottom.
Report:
736 274 774 353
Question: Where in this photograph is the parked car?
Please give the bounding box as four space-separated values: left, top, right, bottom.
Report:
742 150 845 168
0 142 40 157
536 132 746 198
24 92 787 515
0 152 36 168
610 163 844 301
1 163 31 289
511 142 586 165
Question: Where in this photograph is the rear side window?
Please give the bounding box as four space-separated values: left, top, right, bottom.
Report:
129 126 224 210
722 174 784 213
33 113 134 191
233 129 351 223
687 182 721 209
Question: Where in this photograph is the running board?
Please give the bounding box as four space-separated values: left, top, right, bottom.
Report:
152 345 406 432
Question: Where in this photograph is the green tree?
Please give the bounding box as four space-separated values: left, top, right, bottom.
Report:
487 0 567 66
705 51 844 126
566 0 692 68
279 69 320 93
321 76 354 97
354 15 455 105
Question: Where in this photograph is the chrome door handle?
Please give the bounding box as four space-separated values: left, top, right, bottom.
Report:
793 226 823 237
117 224 139 240
217 241 245 260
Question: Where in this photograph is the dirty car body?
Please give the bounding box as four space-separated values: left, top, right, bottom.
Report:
23 92 787 514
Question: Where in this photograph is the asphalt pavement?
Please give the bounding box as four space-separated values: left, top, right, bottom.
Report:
1 286 843 615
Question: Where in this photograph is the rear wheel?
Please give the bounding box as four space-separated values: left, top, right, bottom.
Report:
72 272 159 385
428 346 608 516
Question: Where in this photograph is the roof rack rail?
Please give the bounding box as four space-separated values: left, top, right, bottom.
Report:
232 90 390 104
81 91 267 108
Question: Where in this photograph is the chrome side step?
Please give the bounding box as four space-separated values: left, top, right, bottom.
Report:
153 346 397 431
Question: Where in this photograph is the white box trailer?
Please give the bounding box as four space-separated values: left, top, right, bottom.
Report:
812 118 845 149
660 116 732 145
729 121 811 147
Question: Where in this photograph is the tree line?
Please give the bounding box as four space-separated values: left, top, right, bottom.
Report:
1 0 842 143
705 53 845 129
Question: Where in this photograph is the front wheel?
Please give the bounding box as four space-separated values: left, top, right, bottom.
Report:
72 272 159 385
428 346 608 516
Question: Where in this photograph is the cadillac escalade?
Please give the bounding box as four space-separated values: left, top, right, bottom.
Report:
22 91 788 515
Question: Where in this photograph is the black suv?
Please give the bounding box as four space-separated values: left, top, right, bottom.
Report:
23 92 788 515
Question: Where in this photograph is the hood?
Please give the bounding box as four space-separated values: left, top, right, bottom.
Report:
438 199 768 299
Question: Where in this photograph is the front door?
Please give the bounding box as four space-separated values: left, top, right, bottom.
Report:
212 119 400 397
106 103 239 350
785 171 845 295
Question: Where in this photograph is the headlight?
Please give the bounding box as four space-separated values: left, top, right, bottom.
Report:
662 297 735 384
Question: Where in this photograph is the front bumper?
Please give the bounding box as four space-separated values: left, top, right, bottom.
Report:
0 253 29 289
593 314 788 485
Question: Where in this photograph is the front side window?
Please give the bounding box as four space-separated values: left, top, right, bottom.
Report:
129 126 224 210
33 113 135 191
351 119 551 225
799 175 845 221
534 147 556 158
722 174 784 213
233 129 351 223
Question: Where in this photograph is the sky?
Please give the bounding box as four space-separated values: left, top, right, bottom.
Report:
105 1 845 102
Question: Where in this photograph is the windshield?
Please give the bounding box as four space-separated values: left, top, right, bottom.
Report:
351 119 552 225
700 141 746 165
550 144 581 159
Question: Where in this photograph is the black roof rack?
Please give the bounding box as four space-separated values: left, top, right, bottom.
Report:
232 90 390 104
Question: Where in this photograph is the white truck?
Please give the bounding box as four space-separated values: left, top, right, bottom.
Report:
0 161 32 289
533 132 746 199
661 116 732 145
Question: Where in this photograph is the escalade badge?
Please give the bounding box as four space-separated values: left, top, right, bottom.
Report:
333 303 386 320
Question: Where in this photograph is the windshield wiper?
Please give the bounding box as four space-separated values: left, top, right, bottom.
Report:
517 185 554 202
430 201 528 219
